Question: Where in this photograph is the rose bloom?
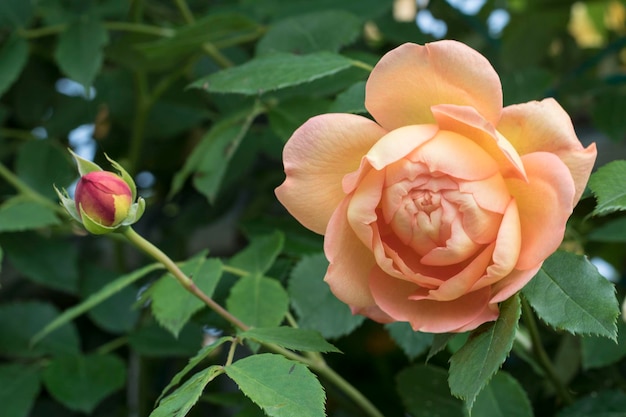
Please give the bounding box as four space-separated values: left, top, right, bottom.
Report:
75 171 132 227
275 41 597 333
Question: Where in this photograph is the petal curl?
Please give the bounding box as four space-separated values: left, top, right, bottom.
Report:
275 113 386 234
490 264 542 303
497 98 597 203
505 152 575 270
366 41 503 130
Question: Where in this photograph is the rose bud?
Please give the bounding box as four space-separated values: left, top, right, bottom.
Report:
74 171 132 228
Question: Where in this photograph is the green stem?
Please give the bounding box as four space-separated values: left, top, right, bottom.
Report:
0 162 66 215
221 264 250 277
19 22 174 39
122 227 249 331
94 336 129 355
173 0 195 23
350 59 374 72
0 128 38 141
521 296 574 405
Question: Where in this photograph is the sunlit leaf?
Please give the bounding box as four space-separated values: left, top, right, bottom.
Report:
589 160 626 216
226 275 289 328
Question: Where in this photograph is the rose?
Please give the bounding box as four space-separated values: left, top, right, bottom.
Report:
275 41 597 333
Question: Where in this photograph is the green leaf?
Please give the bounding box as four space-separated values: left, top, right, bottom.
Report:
151 257 223 337
268 97 331 141
0 0 34 29
42 354 126 414
225 354 325 417
448 294 521 410
189 52 354 95
522 251 619 340
588 217 626 242
396 364 465 417
328 80 367 114
129 321 204 358
385 322 434 360
589 160 626 216
54 13 109 90
151 366 224 417
427 333 455 361
0 198 60 232
16 140 76 200
0 302 80 358
240 327 341 353
581 320 626 369
156 337 233 404
226 275 289 328
288 253 364 339
229 231 284 276
472 372 533 417
0 364 41 417
0 35 28 97
556 390 626 417
256 10 361 55
591 89 626 142
31 263 161 345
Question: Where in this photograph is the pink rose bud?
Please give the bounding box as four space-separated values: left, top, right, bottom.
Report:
74 171 133 227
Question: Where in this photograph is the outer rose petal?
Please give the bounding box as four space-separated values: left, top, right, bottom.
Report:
369 267 498 332
275 113 387 234
497 98 597 203
505 152 576 270
366 41 503 130
490 264 542 303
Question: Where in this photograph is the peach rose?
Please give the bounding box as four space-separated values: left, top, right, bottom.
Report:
275 41 597 333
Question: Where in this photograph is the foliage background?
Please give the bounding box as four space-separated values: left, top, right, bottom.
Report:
1 0 626 416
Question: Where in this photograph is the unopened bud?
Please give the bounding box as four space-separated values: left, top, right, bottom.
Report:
75 171 132 227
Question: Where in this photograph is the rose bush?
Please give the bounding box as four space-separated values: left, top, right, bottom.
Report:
275 40 597 333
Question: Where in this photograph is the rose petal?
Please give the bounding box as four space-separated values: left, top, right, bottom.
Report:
452 302 499 332
369 266 496 332
505 152 575 270
497 98 597 203
365 125 439 170
324 197 378 309
366 41 503 130
275 113 387 234
490 264 542 304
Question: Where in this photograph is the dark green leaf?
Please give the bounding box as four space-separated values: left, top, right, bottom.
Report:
581 320 626 369
225 354 325 417
449 294 521 410
256 10 361 55
229 231 284 276
396 364 465 417
16 140 76 200
472 372 533 417
129 321 204 358
0 364 41 417
42 354 126 414
385 322 433 360
556 390 626 417
226 275 289 328
240 327 341 353
0 0 34 29
0 302 80 358
0 198 60 232
268 97 331 141
190 52 354 95
151 366 224 417
288 253 364 339
54 13 109 90
589 160 626 216
32 263 161 345
0 35 29 97
328 81 367 114
427 333 455 361
592 90 626 142
522 251 619 340
588 217 626 242
151 257 223 337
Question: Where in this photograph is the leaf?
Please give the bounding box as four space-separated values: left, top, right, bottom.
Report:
268 97 331 141
472 372 533 417
156 337 233 404
16 140 76 200
151 257 222 337
0 0 34 29
151 366 224 417
427 333 455 361
448 294 521 410
522 251 619 340
288 253 364 339
588 217 626 242
385 322 434 360
328 80 367 114
581 320 626 369
256 10 361 55
225 354 325 417
0 198 60 232
129 321 204 358
54 13 109 90
396 364 465 417
0 364 41 417
0 301 80 358
42 354 126 414
240 327 341 353
556 390 626 417
589 160 626 216
591 89 626 142
32 263 161 345
0 35 28 97
229 231 285 276
189 52 354 95
226 275 289 328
